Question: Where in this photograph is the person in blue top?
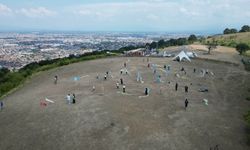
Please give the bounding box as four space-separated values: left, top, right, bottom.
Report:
0 101 4 110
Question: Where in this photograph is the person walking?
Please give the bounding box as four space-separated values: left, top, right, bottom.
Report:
66 94 71 104
185 99 189 110
175 83 178 91
123 85 126 93
72 94 76 104
145 88 149 95
92 85 96 92
116 82 119 89
104 75 107 80
193 68 196 73
120 78 123 85
185 86 188 93
54 75 58 84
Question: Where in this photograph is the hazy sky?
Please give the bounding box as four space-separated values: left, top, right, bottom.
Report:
0 0 250 33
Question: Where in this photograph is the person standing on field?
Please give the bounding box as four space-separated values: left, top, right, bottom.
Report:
185 99 189 110
123 85 126 93
116 82 119 89
72 93 76 104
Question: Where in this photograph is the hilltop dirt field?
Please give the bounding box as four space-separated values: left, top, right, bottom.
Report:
0 57 250 150
162 44 243 65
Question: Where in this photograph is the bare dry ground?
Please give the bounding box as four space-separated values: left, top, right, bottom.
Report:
0 57 250 150
161 44 243 66
189 44 242 65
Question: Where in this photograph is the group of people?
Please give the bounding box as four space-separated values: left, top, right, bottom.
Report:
175 82 189 110
66 93 76 104
117 78 126 93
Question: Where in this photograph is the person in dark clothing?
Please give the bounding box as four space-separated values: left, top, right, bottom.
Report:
145 88 149 95
72 94 76 104
185 86 188 93
120 70 123 75
124 62 126 67
104 75 107 80
164 65 166 69
181 67 184 71
175 83 178 91
120 78 123 85
193 68 196 73
185 99 189 110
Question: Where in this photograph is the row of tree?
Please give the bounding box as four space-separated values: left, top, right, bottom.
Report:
223 25 250 34
145 34 197 49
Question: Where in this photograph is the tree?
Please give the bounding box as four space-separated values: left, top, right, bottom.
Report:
236 43 249 54
240 25 250 32
223 28 231 34
224 28 238 34
188 34 197 43
230 28 238 33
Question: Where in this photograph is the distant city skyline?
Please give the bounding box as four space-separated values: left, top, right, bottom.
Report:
0 0 250 33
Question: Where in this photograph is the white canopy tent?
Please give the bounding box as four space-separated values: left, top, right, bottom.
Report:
173 51 191 62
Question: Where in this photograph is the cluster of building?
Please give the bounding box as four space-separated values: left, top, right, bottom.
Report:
0 32 189 70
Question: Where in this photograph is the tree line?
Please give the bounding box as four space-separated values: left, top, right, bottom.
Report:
223 25 250 34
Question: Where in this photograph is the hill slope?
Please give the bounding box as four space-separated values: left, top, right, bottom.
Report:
205 32 250 48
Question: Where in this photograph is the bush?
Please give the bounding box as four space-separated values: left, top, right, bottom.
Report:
236 43 250 55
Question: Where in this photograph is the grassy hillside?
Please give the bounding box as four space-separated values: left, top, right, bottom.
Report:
205 32 250 48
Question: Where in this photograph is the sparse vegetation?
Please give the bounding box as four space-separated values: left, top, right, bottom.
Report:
205 25 250 52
